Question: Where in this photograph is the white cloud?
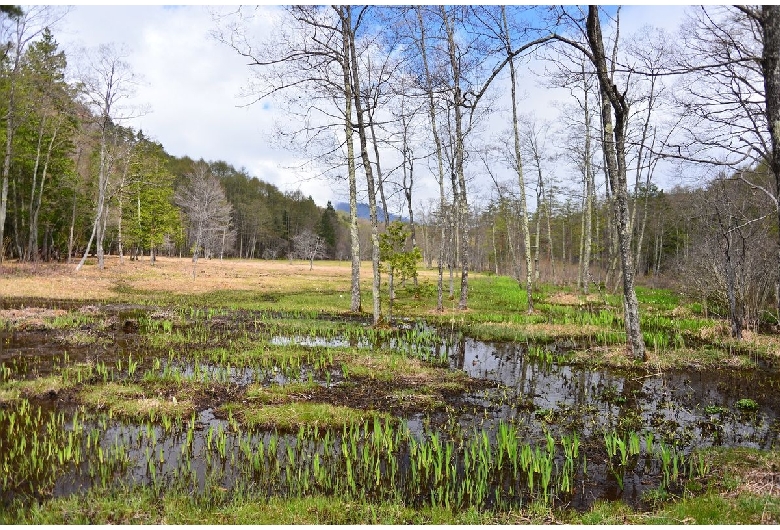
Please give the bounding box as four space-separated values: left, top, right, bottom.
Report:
55 5 691 213
58 5 337 207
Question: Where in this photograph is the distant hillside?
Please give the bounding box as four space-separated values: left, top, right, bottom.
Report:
335 202 407 222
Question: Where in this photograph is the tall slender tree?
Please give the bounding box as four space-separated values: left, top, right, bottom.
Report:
552 6 646 360
76 43 139 271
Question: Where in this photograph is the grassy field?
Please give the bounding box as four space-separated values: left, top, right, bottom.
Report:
4 256 775 369
1 256 779 523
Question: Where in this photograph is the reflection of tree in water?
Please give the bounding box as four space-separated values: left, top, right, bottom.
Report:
437 334 780 499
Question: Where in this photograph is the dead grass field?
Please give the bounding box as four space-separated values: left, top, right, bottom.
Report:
0 257 441 301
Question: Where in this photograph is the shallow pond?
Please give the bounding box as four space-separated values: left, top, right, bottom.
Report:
2 303 779 512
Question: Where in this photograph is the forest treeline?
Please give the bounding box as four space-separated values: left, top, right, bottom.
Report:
2 6 780 357
0 14 345 266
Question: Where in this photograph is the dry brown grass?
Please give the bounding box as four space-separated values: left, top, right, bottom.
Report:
0 308 67 328
0 375 71 404
728 471 780 499
524 322 605 339
733 330 780 358
695 322 780 359
546 291 602 306
80 382 195 419
0 256 418 300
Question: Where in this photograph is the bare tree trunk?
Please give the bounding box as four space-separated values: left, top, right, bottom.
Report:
546 187 555 281
724 216 743 339
760 6 780 318
368 116 389 228
368 110 392 305
343 5 381 324
581 74 594 294
630 78 658 275
76 120 111 271
491 220 498 274
11 173 22 260
29 124 57 260
416 7 449 312
338 8 362 314
117 154 131 264
585 6 645 360
635 151 655 276
440 7 470 310
578 181 586 288
25 117 47 261
67 185 77 264
400 113 419 288
653 214 663 277
482 154 519 280
95 140 110 270
503 6 534 312
0 104 13 263
561 210 566 267
0 25 22 264
527 129 549 283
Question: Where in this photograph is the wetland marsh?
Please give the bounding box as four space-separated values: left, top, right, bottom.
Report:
1 258 779 523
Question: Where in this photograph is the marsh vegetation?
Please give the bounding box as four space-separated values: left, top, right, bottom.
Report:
1 259 779 523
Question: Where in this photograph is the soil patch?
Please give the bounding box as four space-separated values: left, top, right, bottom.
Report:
0 308 67 329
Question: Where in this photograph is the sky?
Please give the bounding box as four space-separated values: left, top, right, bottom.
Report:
57 5 338 204
54 5 691 213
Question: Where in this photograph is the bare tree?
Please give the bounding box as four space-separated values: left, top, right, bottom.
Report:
439 6 552 310
174 162 233 273
75 43 140 271
410 5 449 312
520 115 558 284
292 229 326 270
213 5 364 313
339 5 383 324
680 176 775 338
498 5 535 312
579 72 596 294
552 6 646 360
672 6 780 318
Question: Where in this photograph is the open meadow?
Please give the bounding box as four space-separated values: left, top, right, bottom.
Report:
1 257 780 524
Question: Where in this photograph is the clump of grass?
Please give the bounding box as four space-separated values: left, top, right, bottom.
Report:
575 499 635 524
245 382 320 404
232 402 386 431
59 330 107 347
202 343 313 369
735 398 759 411
336 350 471 391
80 382 194 420
338 352 421 382
0 374 77 404
0 386 20 403
704 404 727 415
13 375 69 396
45 312 98 330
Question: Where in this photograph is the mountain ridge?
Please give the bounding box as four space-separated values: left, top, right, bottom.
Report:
335 202 407 222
